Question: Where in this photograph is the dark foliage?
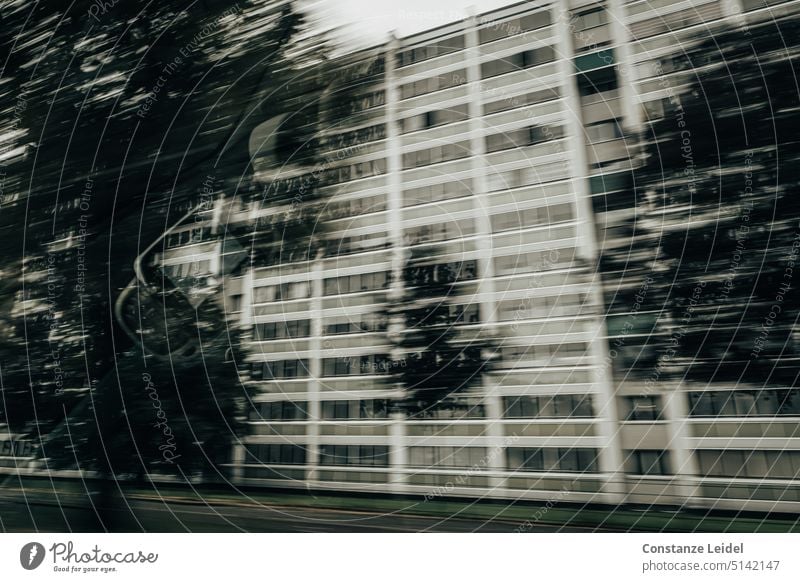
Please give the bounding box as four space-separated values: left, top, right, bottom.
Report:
624 16 800 386
387 247 495 415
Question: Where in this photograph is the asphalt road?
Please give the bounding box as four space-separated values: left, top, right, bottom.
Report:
0 496 587 532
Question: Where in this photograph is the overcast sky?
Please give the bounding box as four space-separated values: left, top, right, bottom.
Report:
309 0 517 46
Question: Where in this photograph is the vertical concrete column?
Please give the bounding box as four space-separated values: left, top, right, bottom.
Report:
211 191 223 232
555 0 625 503
231 443 245 483
721 0 746 24
240 267 254 328
462 10 497 322
605 0 642 131
663 385 700 505
385 36 407 297
384 37 411 492
210 242 222 276
463 9 506 485
388 410 408 491
306 258 323 483
231 266 254 483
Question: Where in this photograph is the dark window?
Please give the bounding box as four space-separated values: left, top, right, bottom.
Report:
588 171 632 195
480 46 555 79
574 49 615 73
485 125 564 153
688 389 800 417
398 35 465 67
504 395 594 418
321 355 389 377
626 450 671 475
319 444 389 466
321 399 389 420
507 447 599 472
250 401 307 421
254 359 309 380
245 444 306 465
323 272 388 296
623 395 662 421
577 66 618 96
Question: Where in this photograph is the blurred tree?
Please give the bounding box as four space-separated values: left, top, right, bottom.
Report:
0 0 335 528
386 248 495 416
629 15 800 387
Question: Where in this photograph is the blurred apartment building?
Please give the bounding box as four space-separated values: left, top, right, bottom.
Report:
146 0 800 511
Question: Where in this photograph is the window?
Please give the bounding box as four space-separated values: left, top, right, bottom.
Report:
346 89 385 114
324 232 389 257
496 291 584 320
478 10 551 44
627 3 724 40
402 140 471 169
251 359 310 380
627 0 687 16
688 389 800 417
166 227 212 248
323 313 386 335
627 450 671 475
250 401 308 421
398 35 465 67
480 46 556 79
484 87 561 116
228 294 242 313
0 440 34 457
490 203 573 233
507 447 598 472
321 399 389 420
254 319 310 341
400 69 467 100
319 445 389 466
741 0 793 11
409 447 488 469
577 66 618 96
486 163 569 192
494 246 576 276
325 194 387 219
325 124 386 149
404 219 477 245
253 281 312 304
322 159 386 186
591 190 636 213
244 444 306 465
585 120 622 142
485 125 564 153
696 450 800 479
409 397 486 420
403 178 473 207
486 129 524 153
504 394 594 418
450 303 480 324
321 354 390 377
588 171 632 194
402 260 477 286
623 395 663 421
400 104 469 133
571 6 607 31
323 272 389 296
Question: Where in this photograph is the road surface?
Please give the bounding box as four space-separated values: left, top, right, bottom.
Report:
0 494 591 532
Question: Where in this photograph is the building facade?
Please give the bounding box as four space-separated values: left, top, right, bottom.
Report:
149 0 800 512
